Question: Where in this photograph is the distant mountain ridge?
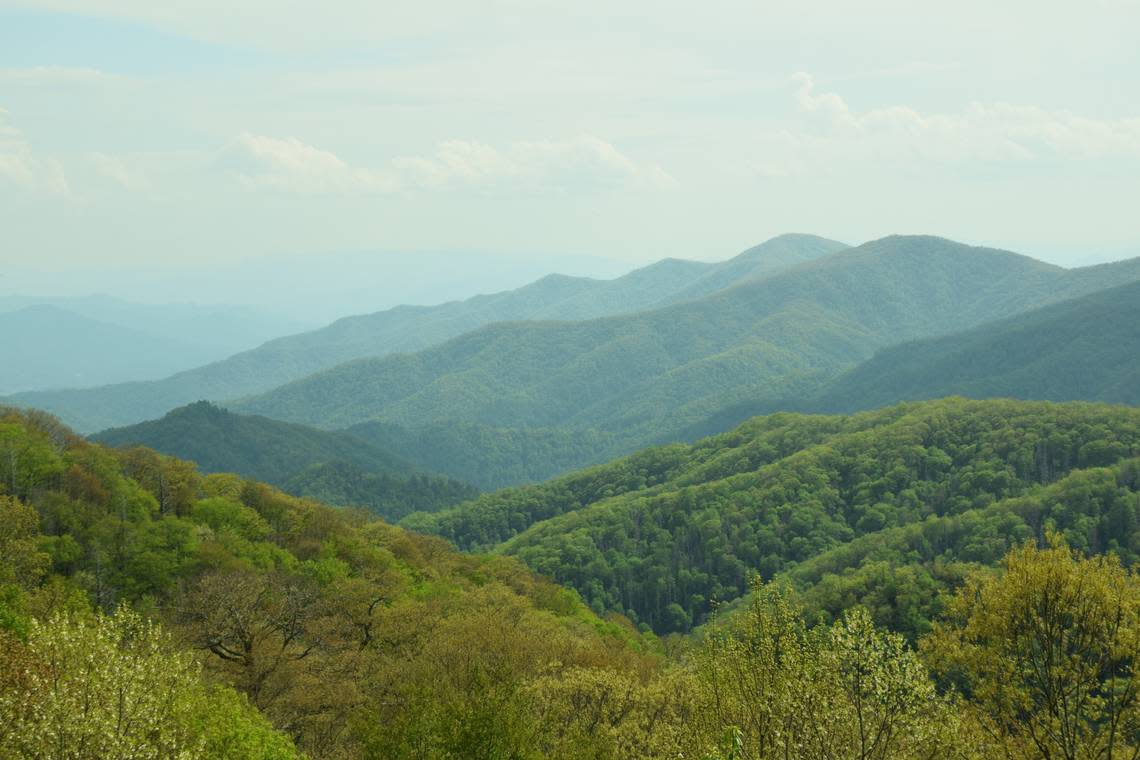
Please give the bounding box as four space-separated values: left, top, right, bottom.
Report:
71 233 1140 493
103 270 1140 494
0 293 308 357
232 236 1140 451
4 234 847 432
0 305 227 394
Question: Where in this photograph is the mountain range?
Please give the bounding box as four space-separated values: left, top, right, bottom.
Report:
4 234 847 432
59 233 1140 491
230 236 1140 455
0 305 228 394
0 295 309 394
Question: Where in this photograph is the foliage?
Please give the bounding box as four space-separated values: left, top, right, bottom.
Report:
694 580 964 759
924 536 1140 759
0 406 664 759
0 605 298 759
7 401 1140 758
94 401 479 521
409 398 1140 634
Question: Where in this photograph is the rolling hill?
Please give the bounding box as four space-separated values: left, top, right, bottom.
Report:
811 278 1140 411
3 234 847 432
93 401 477 520
0 406 661 759
234 237 1140 459
401 398 1140 634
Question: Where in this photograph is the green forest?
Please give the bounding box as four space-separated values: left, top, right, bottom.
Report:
814 278 1140 412
7 400 1140 758
94 402 478 521
405 398 1140 635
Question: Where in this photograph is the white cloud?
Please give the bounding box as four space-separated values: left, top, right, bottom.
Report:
0 109 70 195
88 152 150 190
218 132 674 195
216 133 398 194
758 73 1140 175
393 135 676 191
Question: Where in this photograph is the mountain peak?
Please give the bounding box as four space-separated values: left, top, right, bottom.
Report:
845 235 1064 271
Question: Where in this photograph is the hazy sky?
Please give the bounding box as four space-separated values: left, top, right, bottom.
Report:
3 0 1140 290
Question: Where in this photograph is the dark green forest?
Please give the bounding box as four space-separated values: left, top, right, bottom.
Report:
94 402 478 521
283 461 479 522
404 398 1140 634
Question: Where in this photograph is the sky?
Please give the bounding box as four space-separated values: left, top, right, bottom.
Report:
2 0 1140 314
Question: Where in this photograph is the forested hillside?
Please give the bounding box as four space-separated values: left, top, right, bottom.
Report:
404 398 1140 635
346 420 619 489
235 237 1140 455
0 407 669 759
93 402 478 521
3 234 845 432
10 404 1140 758
813 278 1140 411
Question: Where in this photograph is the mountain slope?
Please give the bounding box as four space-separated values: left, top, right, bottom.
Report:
346 420 620 490
531 232 848 319
4 234 846 432
665 232 856 302
235 237 1140 450
0 406 659 759
92 402 477 520
0 305 225 394
812 279 1140 411
402 398 1140 634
